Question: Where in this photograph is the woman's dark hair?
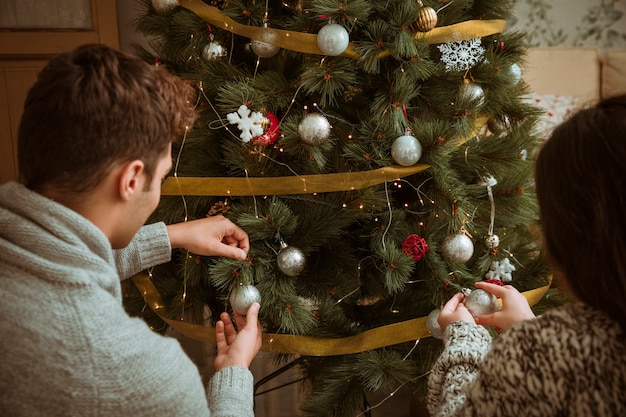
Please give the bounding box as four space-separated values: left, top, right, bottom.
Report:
535 94 626 331
18 44 197 193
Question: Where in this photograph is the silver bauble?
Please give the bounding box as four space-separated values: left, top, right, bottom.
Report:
508 62 522 86
277 243 306 276
391 133 422 166
464 289 498 317
484 234 500 249
203 42 227 60
426 308 444 339
251 25 280 58
229 284 262 315
152 0 178 13
316 23 350 56
298 113 331 145
441 232 474 264
460 81 485 107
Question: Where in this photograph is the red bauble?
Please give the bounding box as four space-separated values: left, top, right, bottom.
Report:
402 234 429 261
251 111 280 146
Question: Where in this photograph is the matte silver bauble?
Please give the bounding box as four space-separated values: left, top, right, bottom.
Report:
484 234 500 249
298 113 331 145
229 284 262 315
426 308 444 339
441 232 474 264
460 81 485 107
391 133 422 166
508 62 522 85
464 289 498 317
277 243 306 276
152 0 178 13
316 23 350 56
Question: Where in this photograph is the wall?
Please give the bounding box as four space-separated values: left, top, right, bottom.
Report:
509 0 626 50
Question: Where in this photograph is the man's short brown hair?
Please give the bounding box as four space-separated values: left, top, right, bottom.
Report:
18 44 197 193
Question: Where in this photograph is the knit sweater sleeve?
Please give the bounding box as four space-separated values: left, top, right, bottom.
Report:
206 366 255 417
427 321 492 417
114 222 172 279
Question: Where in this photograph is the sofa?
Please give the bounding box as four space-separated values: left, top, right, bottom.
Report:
522 47 626 141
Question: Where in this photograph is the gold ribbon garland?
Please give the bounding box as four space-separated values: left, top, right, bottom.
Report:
132 272 551 356
179 0 507 59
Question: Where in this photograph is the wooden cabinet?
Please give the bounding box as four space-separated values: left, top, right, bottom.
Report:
0 0 119 184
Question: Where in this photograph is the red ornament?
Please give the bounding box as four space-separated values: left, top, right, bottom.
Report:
251 111 280 146
402 234 429 261
485 278 504 286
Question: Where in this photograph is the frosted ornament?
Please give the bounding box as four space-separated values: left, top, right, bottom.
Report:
317 23 350 56
298 113 331 145
229 284 262 315
460 80 485 107
463 289 498 317
391 132 422 166
277 243 306 276
426 309 443 339
441 231 474 264
227 105 264 143
203 42 227 60
508 63 522 86
251 25 280 58
438 38 485 72
152 0 179 13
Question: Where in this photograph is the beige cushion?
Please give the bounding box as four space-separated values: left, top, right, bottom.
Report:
602 50 626 99
524 47 601 104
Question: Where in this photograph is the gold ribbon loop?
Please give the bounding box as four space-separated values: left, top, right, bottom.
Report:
132 272 550 356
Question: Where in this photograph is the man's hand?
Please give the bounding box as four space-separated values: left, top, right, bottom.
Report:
473 281 535 331
166 215 250 260
214 302 262 371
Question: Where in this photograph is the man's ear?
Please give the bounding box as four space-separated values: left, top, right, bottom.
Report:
117 160 145 201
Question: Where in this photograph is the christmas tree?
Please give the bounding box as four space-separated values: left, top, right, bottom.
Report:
124 0 555 415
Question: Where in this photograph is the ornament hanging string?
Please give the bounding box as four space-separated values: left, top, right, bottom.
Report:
132 271 551 355
178 0 506 59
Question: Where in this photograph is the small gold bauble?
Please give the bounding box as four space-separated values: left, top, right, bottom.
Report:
414 6 438 32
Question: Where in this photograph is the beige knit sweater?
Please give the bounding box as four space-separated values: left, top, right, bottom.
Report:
0 182 254 417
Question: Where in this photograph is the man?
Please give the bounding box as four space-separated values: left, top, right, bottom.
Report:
0 44 261 416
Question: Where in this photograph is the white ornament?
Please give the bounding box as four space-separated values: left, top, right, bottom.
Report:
441 232 474 264
485 257 516 282
251 26 280 58
391 132 422 166
226 105 264 143
484 234 500 250
203 42 227 60
437 38 485 72
508 63 522 85
298 113 331 145
152 0 179 13
317 23 350 56
426 309 443 339
460 81 485 107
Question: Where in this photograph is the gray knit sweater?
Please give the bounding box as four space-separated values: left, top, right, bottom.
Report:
0 182 254 417
428 303 626 417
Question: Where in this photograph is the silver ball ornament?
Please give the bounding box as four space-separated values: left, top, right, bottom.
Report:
203 42 227 60
152 0 179 13
441 232 474 264
508 63 522 86
484 234 500 250
298 113 331 145
463 289 498 317
229 284 262 315
317 23 350 56
426 308 444 339
391 133 422 166
277 243 306 276
460 81 485 107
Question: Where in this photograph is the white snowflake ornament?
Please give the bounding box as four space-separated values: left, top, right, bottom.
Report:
227 105 264 143
438 38 485 72
485 257 516 282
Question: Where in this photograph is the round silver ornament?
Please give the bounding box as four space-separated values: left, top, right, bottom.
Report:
508 62 522 86
277 243 306 276
251 39 280 58
441 232 474 264
152 0 179 13
229 284 262 315
316 23 350 56
391 133 422 166
463 288 498 317
484 234 500 250
298 113 331 145
426 308 444 339
203 42 227 60
460 81 485 107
